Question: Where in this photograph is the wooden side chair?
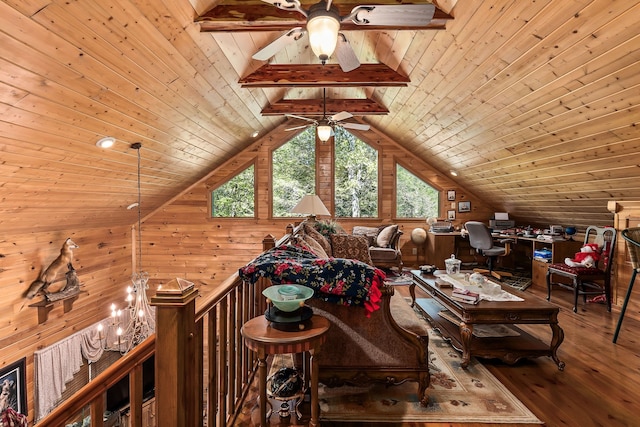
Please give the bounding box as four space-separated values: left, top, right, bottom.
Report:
613 228 640 343
546 226 616 312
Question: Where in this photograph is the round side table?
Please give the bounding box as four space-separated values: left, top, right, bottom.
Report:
241 314 330 427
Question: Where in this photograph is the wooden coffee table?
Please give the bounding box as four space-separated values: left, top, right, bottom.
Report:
411 270 565 370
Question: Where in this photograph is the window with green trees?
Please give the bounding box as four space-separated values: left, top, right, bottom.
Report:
396 163 439 218
272 127 316 217
211 164 255 217
334 127 378 217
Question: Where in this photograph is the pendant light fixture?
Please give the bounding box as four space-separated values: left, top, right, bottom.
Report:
99 142 155 354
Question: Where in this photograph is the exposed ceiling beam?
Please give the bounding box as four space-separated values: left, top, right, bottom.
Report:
262 98 389 116
195 2 453 32
239 64 410 87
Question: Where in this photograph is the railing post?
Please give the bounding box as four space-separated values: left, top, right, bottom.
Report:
150 278 199 427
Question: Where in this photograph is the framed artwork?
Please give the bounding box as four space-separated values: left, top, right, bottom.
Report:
0 357 27 415
447 190 456 201
447 210 456 220
458 201 471 213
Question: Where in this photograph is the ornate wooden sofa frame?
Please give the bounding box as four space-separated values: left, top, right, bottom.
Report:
260 224 430 405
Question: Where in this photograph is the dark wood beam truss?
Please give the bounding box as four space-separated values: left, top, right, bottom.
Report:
195 1 453 32
239 64 409 87
261 98 389 116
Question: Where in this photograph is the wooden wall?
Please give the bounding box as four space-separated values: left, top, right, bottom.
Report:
143 123 498 293
0 226 134 422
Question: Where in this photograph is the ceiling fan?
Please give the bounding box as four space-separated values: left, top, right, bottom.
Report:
285 89 371 141
252 0 436 72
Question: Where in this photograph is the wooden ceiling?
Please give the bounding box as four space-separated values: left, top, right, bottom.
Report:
1 0 639 234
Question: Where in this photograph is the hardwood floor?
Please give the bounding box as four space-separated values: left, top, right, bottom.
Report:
235 284 639 427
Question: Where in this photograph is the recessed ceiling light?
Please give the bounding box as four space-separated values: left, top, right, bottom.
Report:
450 170 458 177
251 130 259 138
96 136 116 148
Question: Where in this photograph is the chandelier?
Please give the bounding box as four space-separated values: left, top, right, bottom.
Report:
98 142 155 354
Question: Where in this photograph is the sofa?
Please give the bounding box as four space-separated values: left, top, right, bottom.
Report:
301 222 404 271
241 222 430 405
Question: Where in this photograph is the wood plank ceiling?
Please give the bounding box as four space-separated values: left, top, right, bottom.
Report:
1 0 639 234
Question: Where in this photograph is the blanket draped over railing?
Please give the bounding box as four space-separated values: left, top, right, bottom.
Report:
239 243 385 316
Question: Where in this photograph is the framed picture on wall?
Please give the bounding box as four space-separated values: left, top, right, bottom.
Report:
447 210 456 220
447 190 456 201
0 357 27 415
458 201 471 213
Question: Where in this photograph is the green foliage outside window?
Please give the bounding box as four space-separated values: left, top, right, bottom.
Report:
211 164 255 217
334 127 378 217
396 164 439 218
272 127 316 217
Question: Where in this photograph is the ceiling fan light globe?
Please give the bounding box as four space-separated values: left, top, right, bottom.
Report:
317 124 333 142
307 4 340 63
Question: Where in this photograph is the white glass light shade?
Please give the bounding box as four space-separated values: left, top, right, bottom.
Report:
317 124 332 142
290 194 331 217
96 136 115 148
307 4 340 63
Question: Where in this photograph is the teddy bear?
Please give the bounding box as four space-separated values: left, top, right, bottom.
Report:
564 243 601 268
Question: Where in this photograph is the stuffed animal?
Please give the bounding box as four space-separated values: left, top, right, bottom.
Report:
564 243 601 268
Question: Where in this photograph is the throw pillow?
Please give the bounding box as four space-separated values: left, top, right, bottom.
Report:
352 226 380 247
303 223 332 257
303 234 329 258
331 234 372 265
376 224 399 248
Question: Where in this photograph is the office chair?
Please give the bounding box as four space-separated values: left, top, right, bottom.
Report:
546 225 616 313
613 228 640 342
464 221 513 280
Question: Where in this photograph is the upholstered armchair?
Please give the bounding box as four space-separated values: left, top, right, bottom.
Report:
353 225 404 271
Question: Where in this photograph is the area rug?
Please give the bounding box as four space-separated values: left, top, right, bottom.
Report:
318 324 542 424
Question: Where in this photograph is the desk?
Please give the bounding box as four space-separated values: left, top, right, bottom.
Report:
427 232 581 288
241 315 330 427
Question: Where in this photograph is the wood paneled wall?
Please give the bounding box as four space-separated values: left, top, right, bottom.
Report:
143 123 497 293
0 226 135 422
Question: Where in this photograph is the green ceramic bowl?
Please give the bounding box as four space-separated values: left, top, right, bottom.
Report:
262 285 314 312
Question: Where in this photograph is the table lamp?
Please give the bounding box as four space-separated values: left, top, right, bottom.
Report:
290 194 330 222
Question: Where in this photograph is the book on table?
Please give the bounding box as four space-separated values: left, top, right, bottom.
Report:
451 287 480 303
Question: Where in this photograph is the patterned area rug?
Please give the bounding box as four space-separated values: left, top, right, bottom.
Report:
318 323 542 424
235 296 542 425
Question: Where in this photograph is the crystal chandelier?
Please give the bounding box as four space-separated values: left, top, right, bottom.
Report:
99 142 155 354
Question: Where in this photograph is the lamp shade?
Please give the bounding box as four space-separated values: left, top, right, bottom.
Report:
317 124 332 142
307 3 340 63
290 194 330 217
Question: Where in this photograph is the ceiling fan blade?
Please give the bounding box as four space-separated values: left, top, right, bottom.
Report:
252 27 305 61
260 0 306 15
331 111 353 122
285 114 317 123
335 34 360 72
340 122 370 131
349 4 436 26
285 124 311 131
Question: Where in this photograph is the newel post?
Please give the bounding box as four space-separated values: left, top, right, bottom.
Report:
150 278 199 427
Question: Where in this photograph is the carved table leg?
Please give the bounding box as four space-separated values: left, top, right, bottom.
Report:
549 322 566 370
459 322 473 369
257 350 268 426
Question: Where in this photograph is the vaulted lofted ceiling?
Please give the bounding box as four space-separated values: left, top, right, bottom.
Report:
1 0 639 234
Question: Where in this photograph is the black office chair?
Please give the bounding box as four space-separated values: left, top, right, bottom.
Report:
464 221 513 280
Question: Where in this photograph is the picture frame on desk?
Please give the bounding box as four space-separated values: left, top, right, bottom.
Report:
447 190 456 201
458 201 471 213
447 210 456 220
